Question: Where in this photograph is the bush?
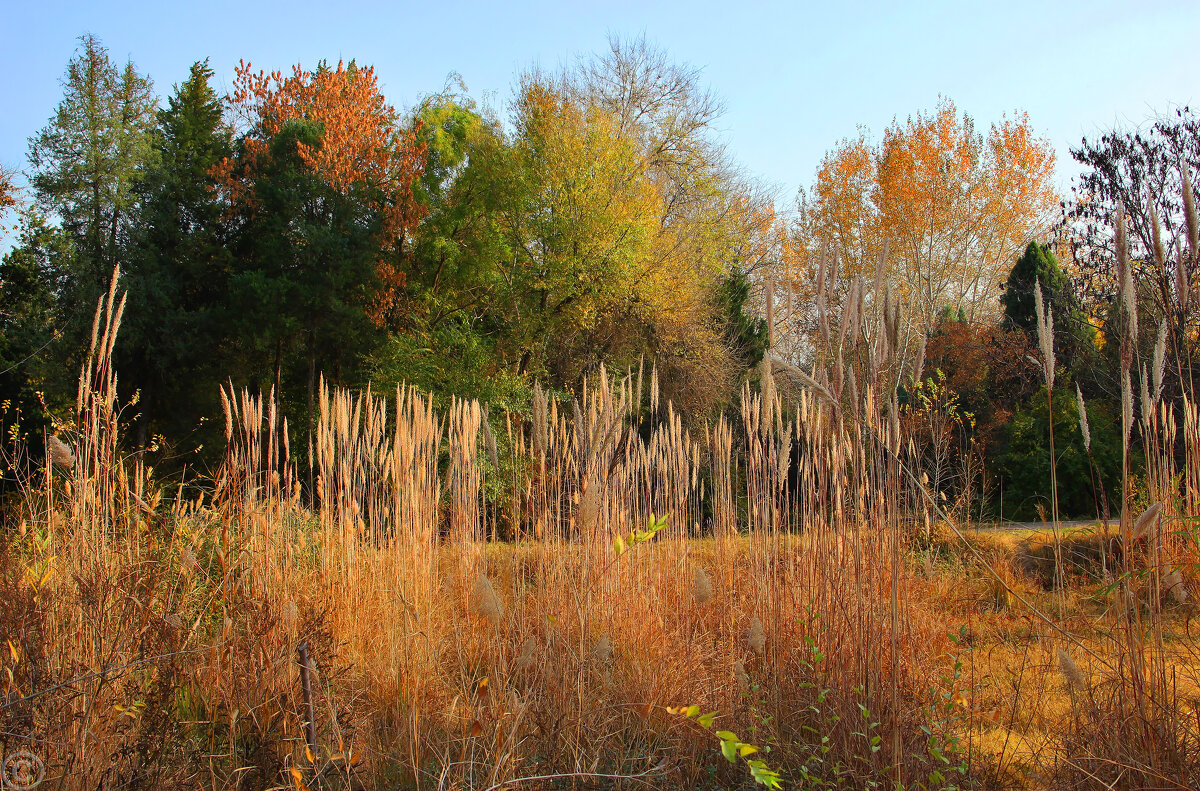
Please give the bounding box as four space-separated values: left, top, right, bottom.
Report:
992 386 1124 521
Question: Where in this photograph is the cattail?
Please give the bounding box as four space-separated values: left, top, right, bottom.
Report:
592 634 612 664
1057 648 1085 689
733 659 750 693
48 434 74 470
745 616 766 656
692 566 713 604
1131 502 1162 543
1076 385 1091 452
473 572 504 625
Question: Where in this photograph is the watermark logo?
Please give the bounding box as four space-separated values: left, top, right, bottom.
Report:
2 749 44 790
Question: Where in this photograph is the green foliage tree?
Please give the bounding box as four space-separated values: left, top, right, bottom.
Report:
227 118 385 416
0 213 73 461
1001 241 1095 370
27 34 157 352
119 60 234 457
993 385 1124 520
366 92 524 407
716 267 768 371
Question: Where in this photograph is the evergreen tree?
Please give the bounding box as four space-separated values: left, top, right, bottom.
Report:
120 60 233 456
26 34 157 358
1001 241 1094 369
0 213 73 445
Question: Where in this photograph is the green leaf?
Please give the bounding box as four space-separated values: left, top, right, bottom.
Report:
697 712 717 728
720 738 738 764
612 534 626 556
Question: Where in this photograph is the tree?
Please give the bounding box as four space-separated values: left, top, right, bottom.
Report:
27 34 157 339
488 40 774 415
1065 110 1200 407
119 60 234 455
0 213 73 448
214 59 427 441
1067 108 1200 306
789 98 1058 343
0 165 17 232
215 59 427 329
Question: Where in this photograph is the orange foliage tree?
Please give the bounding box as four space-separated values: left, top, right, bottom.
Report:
0 166 18 232
789 98 1057 338
213 60 426 324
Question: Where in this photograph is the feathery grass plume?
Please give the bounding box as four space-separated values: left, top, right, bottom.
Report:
1076 385 1091 452
1151 204 1166 269
48 434 74 470
473 572 504 625
283 599 299 630
765 278 775 349
577 473 601 535
220 386 233 440
770 355 836 405
692 565 713 604
516 635 537 670
1184 169 1198 257
1140 363 1153 423
592 634 612 665
1122 371 1134 445
1057 648 1086 689
1034 279 1055 390
179 544 197 573
1153 320 1167 401
913 335 926 383
733 659 750 693
1117 205 1139 346
1162 566 1188 604
481 406 499 471
1177 248 1191 314
1131 502 1162 543
745 616 766 656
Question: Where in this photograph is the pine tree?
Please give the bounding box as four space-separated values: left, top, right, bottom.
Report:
120 60 233 454
27 34 157 355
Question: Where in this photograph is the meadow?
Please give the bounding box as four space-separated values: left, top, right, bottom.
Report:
2 250 1198 791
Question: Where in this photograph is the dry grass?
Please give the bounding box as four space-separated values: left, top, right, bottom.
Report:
4 211 1200 790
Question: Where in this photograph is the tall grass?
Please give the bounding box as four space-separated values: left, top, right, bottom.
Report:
2 182 1200 789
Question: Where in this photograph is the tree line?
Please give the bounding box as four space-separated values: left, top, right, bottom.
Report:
2 34 1197 519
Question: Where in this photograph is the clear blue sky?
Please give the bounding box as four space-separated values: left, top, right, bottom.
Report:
2 0 1198 210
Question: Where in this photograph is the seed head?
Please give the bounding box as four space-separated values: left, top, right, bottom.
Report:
692 566 713 604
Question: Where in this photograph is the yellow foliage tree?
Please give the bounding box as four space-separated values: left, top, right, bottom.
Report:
788 98 1057 340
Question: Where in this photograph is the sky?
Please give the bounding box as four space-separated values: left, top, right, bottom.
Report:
2 0 1199 219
